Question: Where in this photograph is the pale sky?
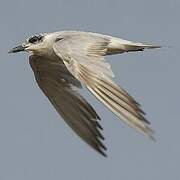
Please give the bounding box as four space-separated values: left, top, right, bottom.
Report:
0 0 179 179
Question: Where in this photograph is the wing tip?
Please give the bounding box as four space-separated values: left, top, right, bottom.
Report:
98 148 108 157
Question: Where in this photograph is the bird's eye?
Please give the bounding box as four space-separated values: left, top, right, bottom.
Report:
28 35 43 43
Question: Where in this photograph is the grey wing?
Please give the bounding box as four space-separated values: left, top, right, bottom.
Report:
29 55 107 157
53 32 155 139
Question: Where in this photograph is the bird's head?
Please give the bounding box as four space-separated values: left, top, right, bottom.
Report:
9 33 58 56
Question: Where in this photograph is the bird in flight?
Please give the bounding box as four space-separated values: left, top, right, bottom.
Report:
9 31 160 157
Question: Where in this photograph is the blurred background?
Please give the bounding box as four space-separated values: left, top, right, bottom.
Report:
0 0 179 179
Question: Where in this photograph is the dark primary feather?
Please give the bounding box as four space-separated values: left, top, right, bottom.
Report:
53 32 155 139
29 55 107 157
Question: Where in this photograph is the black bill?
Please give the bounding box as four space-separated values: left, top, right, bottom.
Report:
8 45 25 53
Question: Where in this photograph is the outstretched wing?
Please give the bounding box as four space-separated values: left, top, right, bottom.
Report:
29 55 107 157
53 32 155 139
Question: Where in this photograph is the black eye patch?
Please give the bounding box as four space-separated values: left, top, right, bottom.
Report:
28 35 43 43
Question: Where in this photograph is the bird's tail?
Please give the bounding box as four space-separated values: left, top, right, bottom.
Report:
106 37 161 55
